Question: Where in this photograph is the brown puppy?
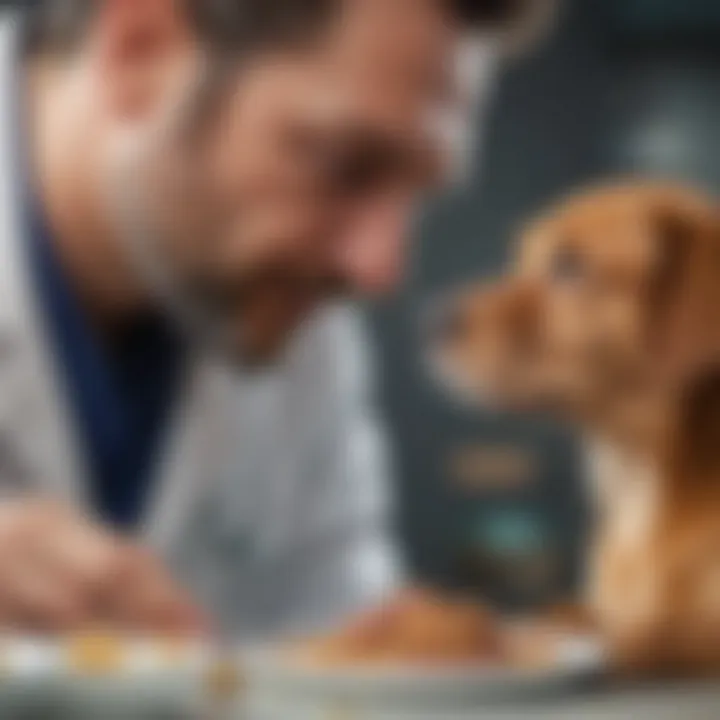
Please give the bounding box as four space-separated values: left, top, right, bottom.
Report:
427 182 720 676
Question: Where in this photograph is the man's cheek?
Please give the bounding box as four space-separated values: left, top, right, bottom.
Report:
218 211 333 282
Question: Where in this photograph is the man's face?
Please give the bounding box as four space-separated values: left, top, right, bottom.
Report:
94 0 472 365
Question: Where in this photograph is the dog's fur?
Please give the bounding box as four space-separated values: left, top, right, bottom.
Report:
429 182 720 675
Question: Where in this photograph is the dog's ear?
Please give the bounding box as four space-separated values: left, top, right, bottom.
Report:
646 195 720 387
665 368 720 483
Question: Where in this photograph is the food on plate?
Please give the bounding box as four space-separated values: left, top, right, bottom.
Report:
66 631 125 674
538 601 598 635
287 591 604 671
503 619 571 670
206 657 244 700
289 589 503 667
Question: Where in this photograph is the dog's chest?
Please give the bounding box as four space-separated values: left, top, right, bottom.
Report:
585 441 662 631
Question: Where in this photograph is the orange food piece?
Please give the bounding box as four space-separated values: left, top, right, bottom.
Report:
292 590 502 667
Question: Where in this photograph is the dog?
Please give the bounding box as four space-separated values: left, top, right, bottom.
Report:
427 181 720 676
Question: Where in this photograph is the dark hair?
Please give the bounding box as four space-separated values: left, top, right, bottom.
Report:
453 0 533 27
25 0 526 55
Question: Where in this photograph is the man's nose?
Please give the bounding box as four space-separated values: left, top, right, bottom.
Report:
334 197 414 295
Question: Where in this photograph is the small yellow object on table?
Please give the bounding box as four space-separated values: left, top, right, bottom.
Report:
205 655 245 701
65 631 125 675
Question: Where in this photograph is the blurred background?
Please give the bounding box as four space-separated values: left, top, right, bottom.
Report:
371 0 720 609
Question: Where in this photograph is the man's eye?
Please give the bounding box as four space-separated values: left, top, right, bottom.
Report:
287 130 391 196
329 138 418 197
548 247 586 283
330 147 391 195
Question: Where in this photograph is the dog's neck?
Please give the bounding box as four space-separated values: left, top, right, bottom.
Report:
584 374 720 634
585 371 720 518
585 435 659 517
582 388 669 458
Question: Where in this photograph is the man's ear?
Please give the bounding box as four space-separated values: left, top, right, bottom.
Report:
91 0 195 120
647 196 720 387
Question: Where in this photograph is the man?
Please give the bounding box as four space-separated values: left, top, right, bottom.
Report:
0 0 527 637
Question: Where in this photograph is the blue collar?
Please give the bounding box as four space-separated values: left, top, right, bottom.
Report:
19 57 187 529
26 193 188 530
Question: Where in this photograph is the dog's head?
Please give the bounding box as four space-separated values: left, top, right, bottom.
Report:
428 183 720 441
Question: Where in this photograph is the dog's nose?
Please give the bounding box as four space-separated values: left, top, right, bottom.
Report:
422 298 466 345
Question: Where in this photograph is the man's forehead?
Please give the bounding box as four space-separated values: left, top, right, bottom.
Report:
213 0 493 182
325 0 454 105
321 3 491 159
328 0 496 96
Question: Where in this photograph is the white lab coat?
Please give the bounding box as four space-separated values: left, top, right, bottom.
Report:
0 15 401 639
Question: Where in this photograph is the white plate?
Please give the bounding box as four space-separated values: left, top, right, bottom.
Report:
240 636 607 711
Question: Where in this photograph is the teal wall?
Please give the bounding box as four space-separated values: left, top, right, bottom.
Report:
372 0 720 607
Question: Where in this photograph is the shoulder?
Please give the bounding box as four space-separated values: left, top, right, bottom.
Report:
215 303 377 426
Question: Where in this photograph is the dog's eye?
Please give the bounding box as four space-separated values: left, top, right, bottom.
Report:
548 247 586 284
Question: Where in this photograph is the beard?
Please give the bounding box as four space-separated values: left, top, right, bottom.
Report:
174 266 349 368
103 129 348 369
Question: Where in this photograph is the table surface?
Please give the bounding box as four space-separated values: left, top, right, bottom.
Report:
0 679 718 719
245 682 720 720
460 683 720 719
